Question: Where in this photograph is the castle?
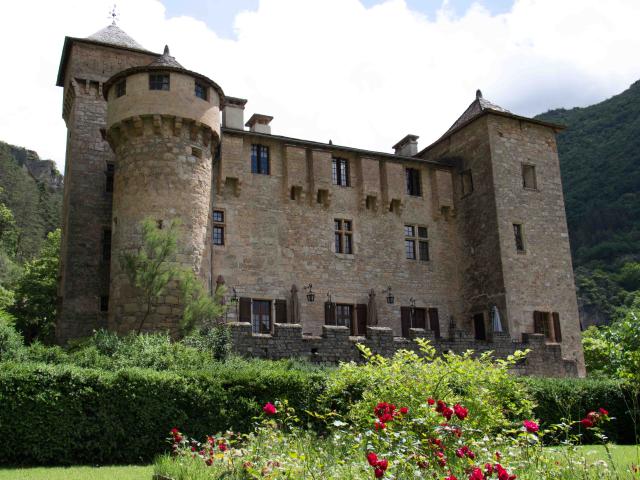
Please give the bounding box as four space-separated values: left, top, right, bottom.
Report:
55 23 585 376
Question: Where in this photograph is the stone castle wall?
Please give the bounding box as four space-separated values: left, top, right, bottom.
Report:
228 322 577 377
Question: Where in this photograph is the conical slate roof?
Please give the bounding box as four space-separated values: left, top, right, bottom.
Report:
148 45 184 68
87 23 148 51
444 89 511 136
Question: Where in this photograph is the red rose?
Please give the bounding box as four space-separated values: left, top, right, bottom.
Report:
436 400 447 412
400 407 409 415
367 452 378 466
469 467 484 480
428 397 435 405
453 404 469 420
375 420 386 430
170 427 179 435
218 443 227 452
376 458 388 471
445 475 458 480
599 408 609 416
374 467 384 478
442 407 454 420
263 402 277 416
523 420 539 433
581 418 594 428
205 458 213 466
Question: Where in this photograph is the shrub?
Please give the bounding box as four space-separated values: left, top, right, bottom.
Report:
0 318 23 361
520 376 640 444
0 359 325 466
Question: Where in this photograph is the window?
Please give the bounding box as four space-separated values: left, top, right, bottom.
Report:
251 300 271 334
405 167 422 196
105 163 114 193
461 170 473 196
513 223 525 252
473 313 486 340
534 311 562 342
522 164 537 189
149 73 170 91
336 304 353 329
100 295 109 312
332 157 350 186
213 210 225 245
251 144 270 175
334 219 353 254
115 80 126 98
405 225 429 261
102 229 112 262
194 80 208 100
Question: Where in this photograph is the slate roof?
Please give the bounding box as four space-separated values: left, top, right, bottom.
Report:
148 45 184 68
87 23 148 51
444 89 511 136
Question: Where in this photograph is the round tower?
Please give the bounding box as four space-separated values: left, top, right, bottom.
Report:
103 46 224 334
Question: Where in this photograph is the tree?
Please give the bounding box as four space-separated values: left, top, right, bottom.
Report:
9 229 60 343
119 218 181 333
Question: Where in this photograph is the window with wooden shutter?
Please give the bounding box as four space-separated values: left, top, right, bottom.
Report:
275 299 287 324
413 308 426 329
428 308 441 339
251 300 271 334
356 304 368 336
533 311 543 334
552 312 562 342
239 297 251 323
324 301 336 325
400 307 411 338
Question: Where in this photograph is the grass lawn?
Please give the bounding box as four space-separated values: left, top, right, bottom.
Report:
549 444 640 475
0 465 153 480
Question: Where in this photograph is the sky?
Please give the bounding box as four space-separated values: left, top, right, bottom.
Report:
1 0 639 171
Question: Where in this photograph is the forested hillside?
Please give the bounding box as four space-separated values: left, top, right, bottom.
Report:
536 80 640 325
0 141 63 260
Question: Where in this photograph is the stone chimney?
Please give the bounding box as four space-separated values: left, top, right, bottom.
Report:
222 96 247 130
392 134 419 156
245 113 274 134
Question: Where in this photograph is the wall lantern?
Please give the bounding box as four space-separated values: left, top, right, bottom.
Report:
386 286 395 304
304 283 315 303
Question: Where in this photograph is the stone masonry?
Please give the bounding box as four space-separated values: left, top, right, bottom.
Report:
55 25 585 376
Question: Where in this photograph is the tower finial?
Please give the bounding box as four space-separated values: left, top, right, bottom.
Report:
476 89 483 100
163 45 170 56
108 4 119 25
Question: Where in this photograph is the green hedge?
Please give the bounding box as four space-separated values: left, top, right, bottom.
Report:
521 377 640 444
0 361 324 466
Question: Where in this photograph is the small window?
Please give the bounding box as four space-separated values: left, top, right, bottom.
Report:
336 304 353 329
191 147 203 159
251 300 271 334
332 158 350 186
213 210 225 245
461 170 473 196
194 80 208 100
522 164 537 189
405 225 429 261
405 168 422 196
251 144 270 175
105 163 114 193
513 223 525 252
102 229 112 262
115 80 126 98
149 74 170 91
100 295 109 312
334 219 353 254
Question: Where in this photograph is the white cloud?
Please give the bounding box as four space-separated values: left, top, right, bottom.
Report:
1 0 639 171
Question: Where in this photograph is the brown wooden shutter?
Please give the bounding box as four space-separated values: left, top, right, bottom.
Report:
239 297 251 323
356 304 368 335
533 311 544 334
428 308 441 339
400 307 411 338
324 302 336 325
552 312 562 342
275 299 287 324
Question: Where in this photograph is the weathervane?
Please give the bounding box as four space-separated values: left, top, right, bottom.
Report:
108 4 119 25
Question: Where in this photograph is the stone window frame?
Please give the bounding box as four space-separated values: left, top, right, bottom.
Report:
513 222 526 253
115 79 126 98
533 310 561 343
194 80 208 101
149 73 170 91
334 218 353 255
335 303 353 329
212 209 225 246
404 224 429 262
331 157 350 187
405 167 422 197
251 144 270 175
522 163 538 190
460 169 474 197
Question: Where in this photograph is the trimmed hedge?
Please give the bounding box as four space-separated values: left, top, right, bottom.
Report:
0 361 325 466
521 377 640 444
